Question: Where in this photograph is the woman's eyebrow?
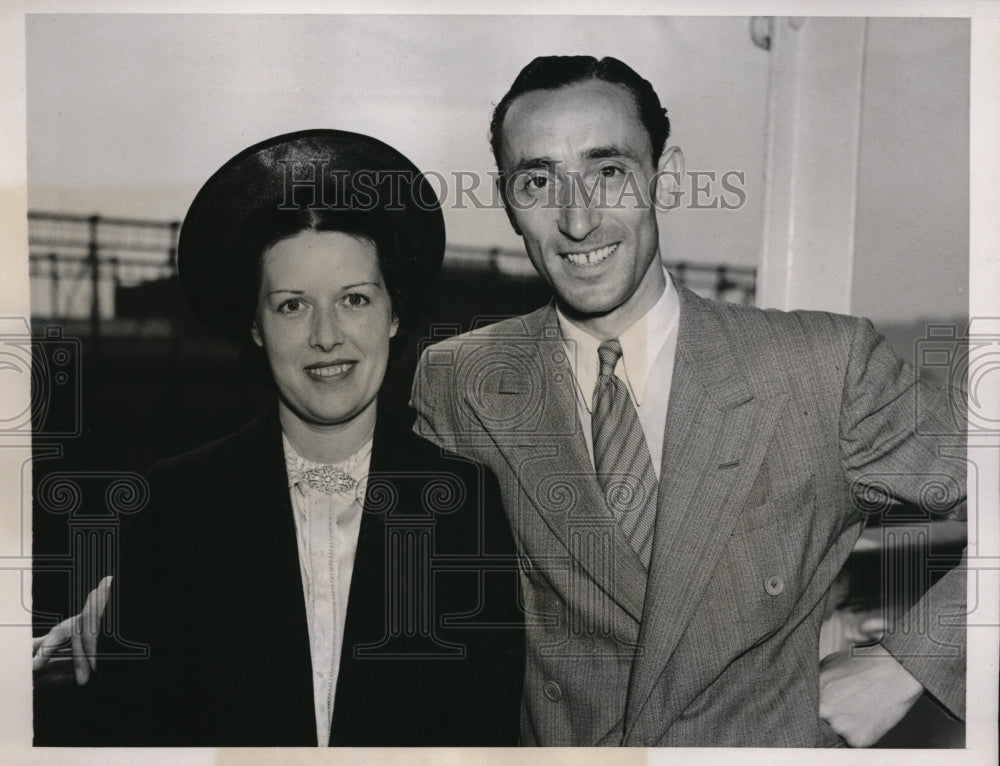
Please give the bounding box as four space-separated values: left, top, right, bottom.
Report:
266 281 383 296
341 280 383 290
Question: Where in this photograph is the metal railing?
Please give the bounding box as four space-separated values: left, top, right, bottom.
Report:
436 242 757 304
28 211 757 334
28 213 180 346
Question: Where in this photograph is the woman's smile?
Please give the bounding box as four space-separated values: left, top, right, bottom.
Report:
305 360 357 379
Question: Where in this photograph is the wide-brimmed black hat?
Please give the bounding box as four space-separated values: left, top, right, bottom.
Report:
177 129 446 342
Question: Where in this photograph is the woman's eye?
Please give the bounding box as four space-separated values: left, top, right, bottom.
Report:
277 298 303 314
341 293 371 308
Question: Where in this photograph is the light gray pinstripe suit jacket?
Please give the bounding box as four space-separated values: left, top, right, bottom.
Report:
411 280 966 746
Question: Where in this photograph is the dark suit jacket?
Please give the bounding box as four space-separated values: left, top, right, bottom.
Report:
93 407 524 746
411 281 966 746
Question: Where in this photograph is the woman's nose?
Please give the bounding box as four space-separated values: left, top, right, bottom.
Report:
309 308 344 351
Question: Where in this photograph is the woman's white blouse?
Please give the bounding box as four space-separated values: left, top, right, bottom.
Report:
282 434 372 747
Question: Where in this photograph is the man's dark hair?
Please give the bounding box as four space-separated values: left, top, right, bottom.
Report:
489 55 671 170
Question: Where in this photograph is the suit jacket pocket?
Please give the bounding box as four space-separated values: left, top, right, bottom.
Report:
715 477 818 645
732 476 817 533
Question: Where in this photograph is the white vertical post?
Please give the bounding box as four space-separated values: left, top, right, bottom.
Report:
757 17 867 313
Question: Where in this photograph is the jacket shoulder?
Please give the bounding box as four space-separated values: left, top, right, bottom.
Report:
702 295 863 342
699 296 868 365
148 409 275 484
411 306 552 423
420 305 552 352
676 288 882 401
380 418 496 484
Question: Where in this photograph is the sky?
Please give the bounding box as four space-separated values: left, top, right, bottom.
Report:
25 15 770 267
23 13 972 324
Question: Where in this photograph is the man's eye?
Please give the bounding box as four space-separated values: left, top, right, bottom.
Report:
277 298 303 314
341 293 371 308
600 166 623 179
516 172 552 194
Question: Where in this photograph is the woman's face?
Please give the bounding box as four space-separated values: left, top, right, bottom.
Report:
251 230 398 428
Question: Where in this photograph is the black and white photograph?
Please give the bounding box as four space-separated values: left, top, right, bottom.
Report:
1 2 998 764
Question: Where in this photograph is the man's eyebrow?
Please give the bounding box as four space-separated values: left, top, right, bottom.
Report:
510 157 557 173
584 145 642 163
509 147 642 173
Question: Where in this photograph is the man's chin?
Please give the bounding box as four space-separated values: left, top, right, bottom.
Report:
555 292 623 321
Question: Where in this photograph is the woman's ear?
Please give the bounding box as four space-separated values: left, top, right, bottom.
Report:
389 312 400 339
250 321 264 348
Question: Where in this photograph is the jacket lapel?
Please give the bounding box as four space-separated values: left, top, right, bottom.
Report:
468 305 648 623
329 415 404 741
624 285 787 740
206 407 317 742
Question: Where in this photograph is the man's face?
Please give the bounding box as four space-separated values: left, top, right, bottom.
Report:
498 79 673 322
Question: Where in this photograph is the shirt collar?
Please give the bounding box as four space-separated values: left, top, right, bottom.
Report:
556 267 679 411
282 434 373 500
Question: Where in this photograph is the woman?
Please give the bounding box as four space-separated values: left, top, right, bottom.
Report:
34 130 523 746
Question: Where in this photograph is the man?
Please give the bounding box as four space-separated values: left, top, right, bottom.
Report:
411 55 966 746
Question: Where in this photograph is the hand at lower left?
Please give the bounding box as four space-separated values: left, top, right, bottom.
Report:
32 575 113 686
819 642 924 747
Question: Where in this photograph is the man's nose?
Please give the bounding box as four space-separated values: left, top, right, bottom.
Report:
556 189 601 242
309 307 344 351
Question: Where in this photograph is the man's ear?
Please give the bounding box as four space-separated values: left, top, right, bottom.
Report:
653 146 685 209
250 320 264 348
496 173 523 236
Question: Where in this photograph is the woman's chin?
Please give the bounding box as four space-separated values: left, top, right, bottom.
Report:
280 397 377 430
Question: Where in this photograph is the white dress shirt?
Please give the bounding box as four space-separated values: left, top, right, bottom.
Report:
283 434 371 747
556 268 680 477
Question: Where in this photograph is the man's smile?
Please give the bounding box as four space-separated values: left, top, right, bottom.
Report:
561 242 619 266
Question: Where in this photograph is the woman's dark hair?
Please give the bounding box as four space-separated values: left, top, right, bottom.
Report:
233 205 419 389
489 55 670 170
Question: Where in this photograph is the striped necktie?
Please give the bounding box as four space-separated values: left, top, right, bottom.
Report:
591 339 658 568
